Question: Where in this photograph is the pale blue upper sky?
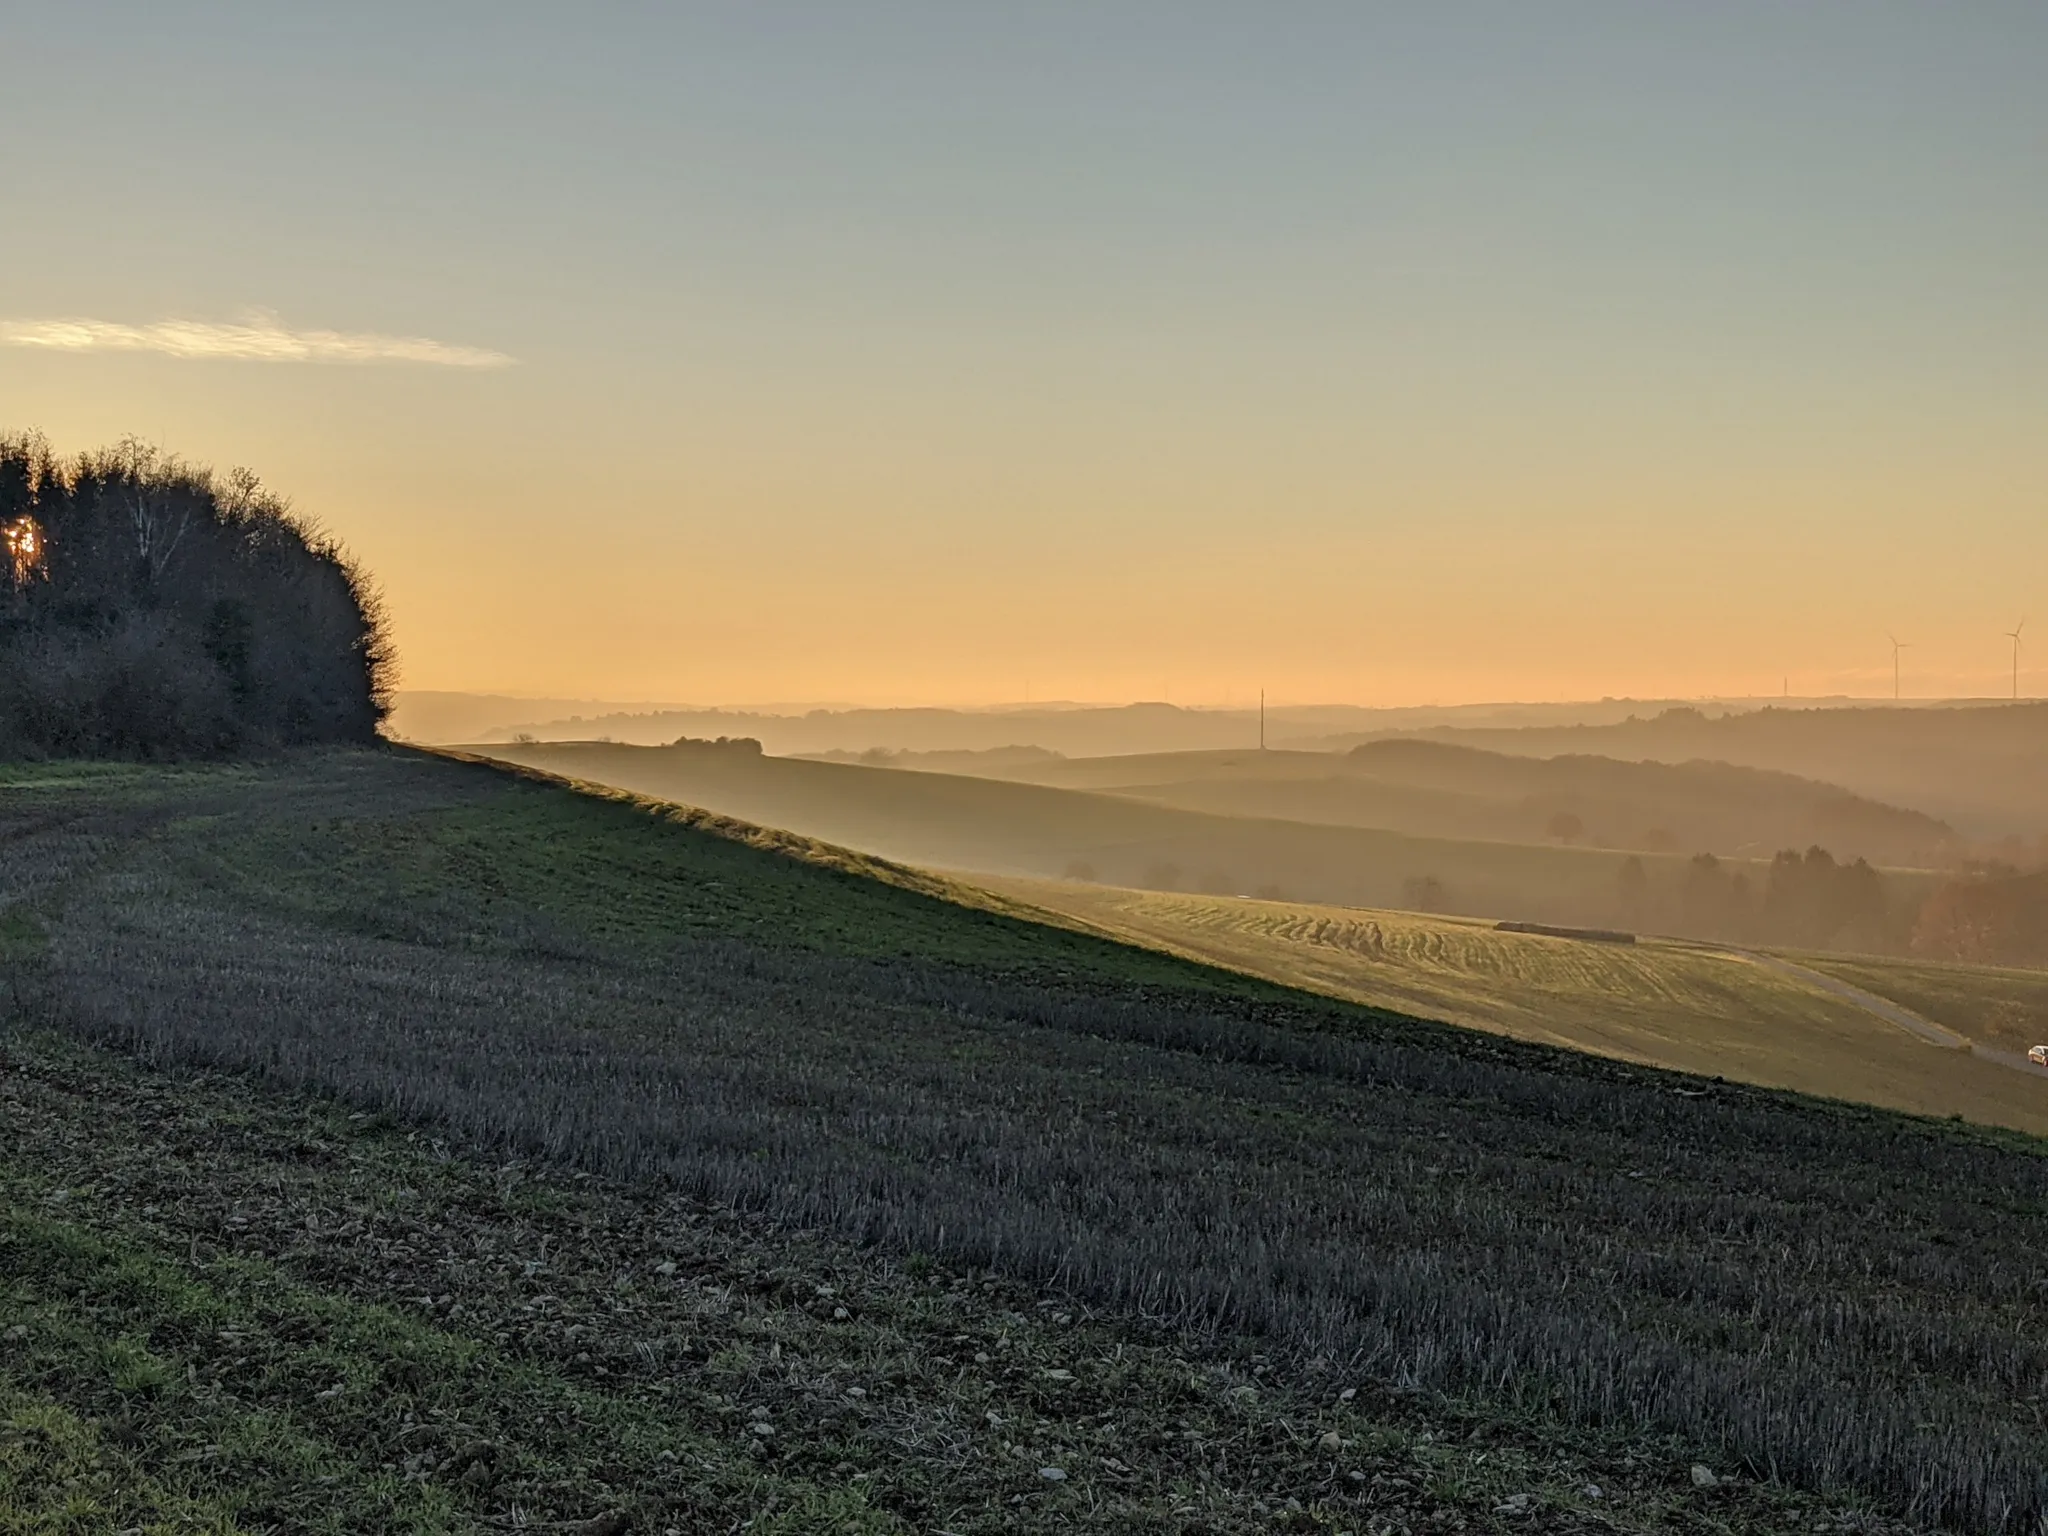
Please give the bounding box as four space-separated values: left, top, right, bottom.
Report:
4 3 2044 702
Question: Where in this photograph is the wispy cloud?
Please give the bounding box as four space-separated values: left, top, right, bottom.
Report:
0 314 515 368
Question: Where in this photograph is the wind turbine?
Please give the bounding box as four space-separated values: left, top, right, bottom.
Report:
2006 619 2026 701
1887 633 1911 701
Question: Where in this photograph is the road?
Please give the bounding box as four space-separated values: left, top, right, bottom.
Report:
1740 950 2048 1080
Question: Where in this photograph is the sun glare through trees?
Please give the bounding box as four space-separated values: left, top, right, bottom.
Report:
3 514 43 586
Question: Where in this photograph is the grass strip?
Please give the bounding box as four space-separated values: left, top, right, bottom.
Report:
0 1377 246 1536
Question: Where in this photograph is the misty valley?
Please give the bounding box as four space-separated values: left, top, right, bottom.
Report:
480 714 2048 964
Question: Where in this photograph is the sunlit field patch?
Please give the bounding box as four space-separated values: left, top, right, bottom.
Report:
976 878 2048 1135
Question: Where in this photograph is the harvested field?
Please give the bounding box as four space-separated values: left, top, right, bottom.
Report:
976 877 2048 1135
3 749 2045 1532
4 1029 1901 1535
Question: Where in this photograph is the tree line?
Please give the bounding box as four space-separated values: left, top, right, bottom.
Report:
1911 865 2048 967
0 434 391 758
1608 843 2048 964
1642 845 1891 950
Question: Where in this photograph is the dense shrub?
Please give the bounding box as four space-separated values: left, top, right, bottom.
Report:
0 434 390 757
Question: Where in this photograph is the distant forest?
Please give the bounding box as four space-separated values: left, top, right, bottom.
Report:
1593 844 2048 966
1912 865 2048 968
0 435 391 757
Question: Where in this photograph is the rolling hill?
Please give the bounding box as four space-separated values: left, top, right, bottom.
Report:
975 877 2048 1136
951 739 1954 866
1316 702 2048 841
391 694 1837 753
476 739 1948 953
473 738 1733 929
2 747 2044 1531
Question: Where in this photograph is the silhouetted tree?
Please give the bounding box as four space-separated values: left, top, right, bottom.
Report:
1680 852 1754 939
1403 874 1448 913
1546 810 1586 844
1764 846 1889 950
0 435 391 758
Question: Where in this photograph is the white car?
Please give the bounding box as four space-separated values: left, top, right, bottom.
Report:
2031 1045 2048 1067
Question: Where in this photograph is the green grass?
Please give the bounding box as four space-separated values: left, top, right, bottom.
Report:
137 749 1211 986
0 1389 246 1536
0 904 47 967
977 878 2048 1135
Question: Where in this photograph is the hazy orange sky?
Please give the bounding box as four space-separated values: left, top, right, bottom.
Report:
3 5 2044 706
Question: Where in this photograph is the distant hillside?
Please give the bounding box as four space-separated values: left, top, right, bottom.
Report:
403 693 1876 754
385 691 701 744
966 740 1955 868
477 739 1686 929
477 739 1942 951
1319 704 2048 841
803 744 1066 773
1345 740 1955 864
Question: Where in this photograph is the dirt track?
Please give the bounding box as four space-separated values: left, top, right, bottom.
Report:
1741 951 2048 1080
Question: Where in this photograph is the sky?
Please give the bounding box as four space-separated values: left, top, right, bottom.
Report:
2 3 2044 706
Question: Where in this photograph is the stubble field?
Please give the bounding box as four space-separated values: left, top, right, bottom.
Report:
1 749 2044 1533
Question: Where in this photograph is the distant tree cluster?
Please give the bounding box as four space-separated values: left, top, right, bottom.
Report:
668 734 764 754
1669 846 1891 949
1544 810 1585 844
1763 846 1887 949
1402 873 1449 913
0 435 391 759
1599 842 2048 961
1913 868 2048 967
1677 853 1754 937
